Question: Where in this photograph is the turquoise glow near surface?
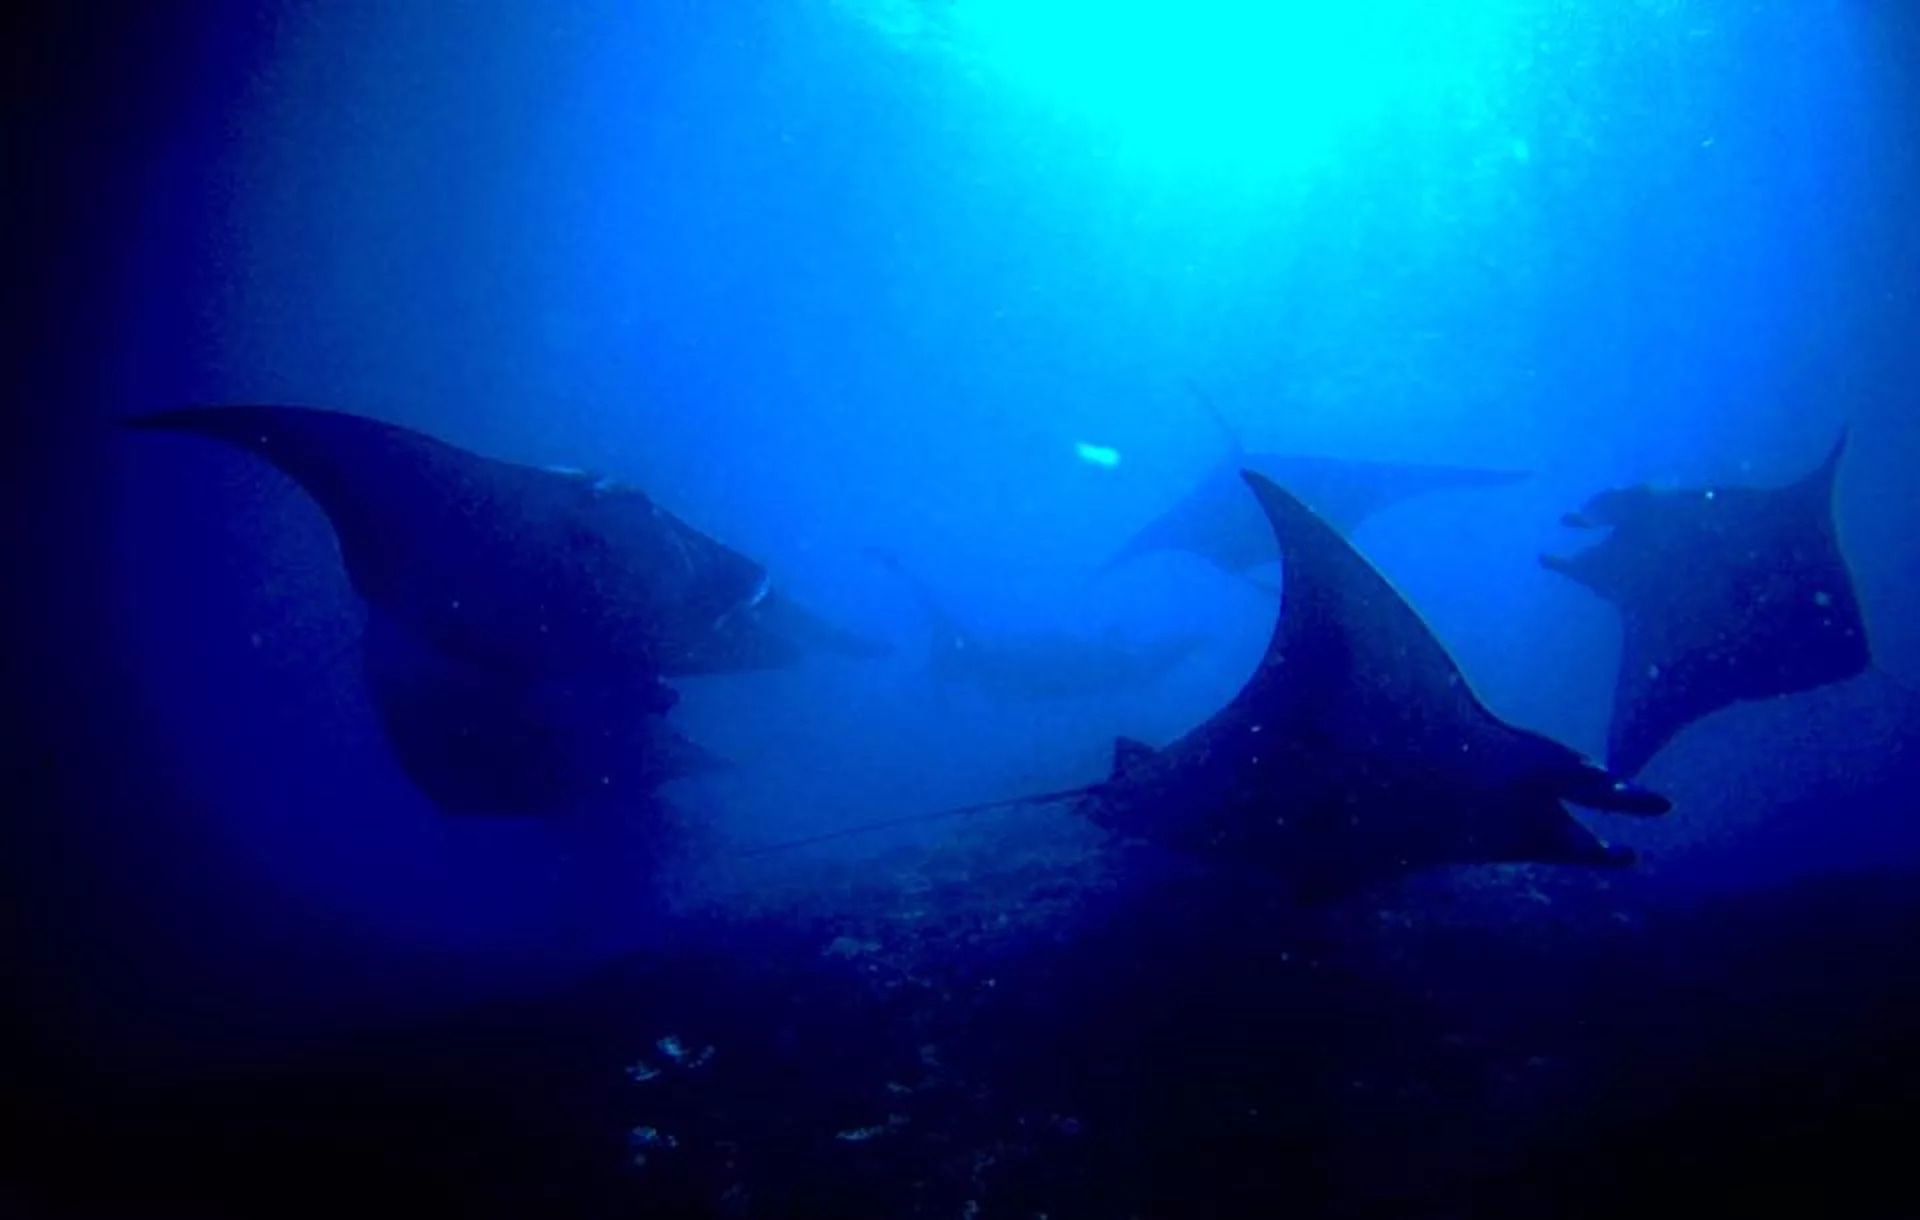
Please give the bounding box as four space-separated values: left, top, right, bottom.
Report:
872 0 1519 180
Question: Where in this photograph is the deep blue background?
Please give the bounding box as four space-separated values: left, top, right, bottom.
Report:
9 2 1920 1215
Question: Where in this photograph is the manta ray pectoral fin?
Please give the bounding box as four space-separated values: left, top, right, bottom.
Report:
1111 736 1157 780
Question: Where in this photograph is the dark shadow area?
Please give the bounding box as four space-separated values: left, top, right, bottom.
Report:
6 863 1919 1218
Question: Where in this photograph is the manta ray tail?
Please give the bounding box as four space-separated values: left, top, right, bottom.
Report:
736 783 1098 857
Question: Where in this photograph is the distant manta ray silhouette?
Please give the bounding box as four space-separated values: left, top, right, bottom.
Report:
1100 382 1531 579
756 472 1669 905
864 546 1209 701
1541 429 1873 777
126 404 888 814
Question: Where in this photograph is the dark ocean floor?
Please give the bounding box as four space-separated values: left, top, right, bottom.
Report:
9 823 1920 1220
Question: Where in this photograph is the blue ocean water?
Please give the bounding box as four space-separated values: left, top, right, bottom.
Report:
9 1 1920 1216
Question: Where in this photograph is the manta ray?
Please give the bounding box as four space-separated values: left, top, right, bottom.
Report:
126 404 886 813
1100 383 1531 578
360 608 727 815
1541 430 1871 777
762 473 1669 903
127 405 888 680
865 547 1209 701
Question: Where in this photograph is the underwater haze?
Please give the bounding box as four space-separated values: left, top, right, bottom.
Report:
10 0 1920 1216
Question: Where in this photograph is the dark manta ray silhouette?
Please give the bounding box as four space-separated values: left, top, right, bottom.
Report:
1081 472 1669 901
864 546 1208 701
1541 430 1871 778
1100 383 1531 577
126 405 889 681
361 608 726 815
126 404 885 813
761 473 1669 904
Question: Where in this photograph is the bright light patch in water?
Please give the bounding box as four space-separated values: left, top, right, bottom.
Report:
925 0 1515 178
1075 442 1121 468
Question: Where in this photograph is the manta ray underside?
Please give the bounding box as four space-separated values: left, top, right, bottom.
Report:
1541 430 1872 777
127 404 886 813
361 608 726 816
1081 472 1670 903
865 547 1208 701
